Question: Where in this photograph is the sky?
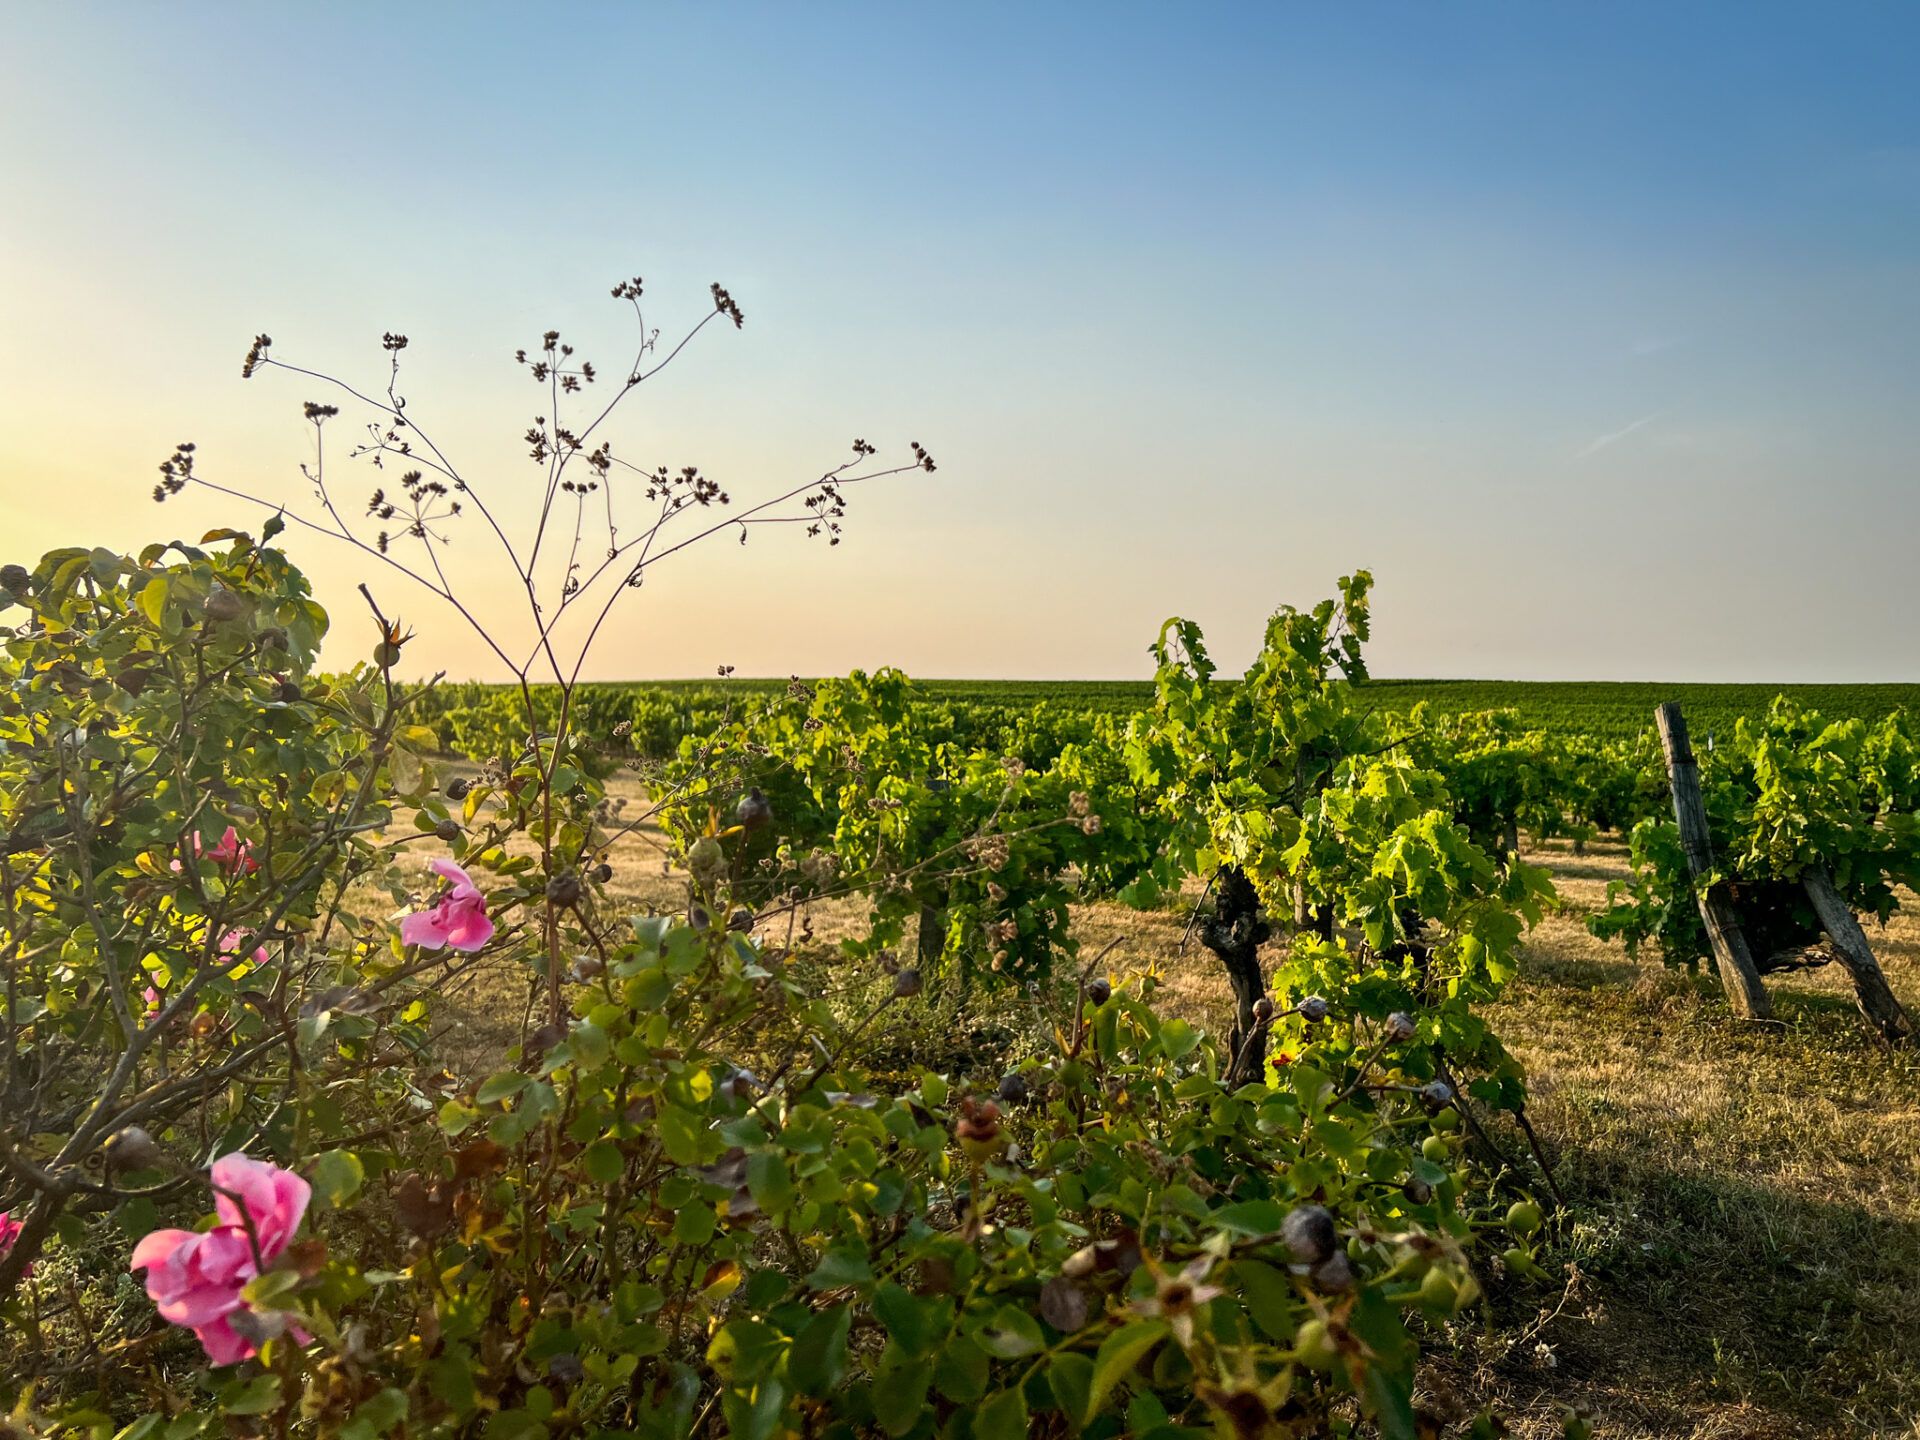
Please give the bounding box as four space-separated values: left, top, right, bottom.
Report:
4 3 1919 682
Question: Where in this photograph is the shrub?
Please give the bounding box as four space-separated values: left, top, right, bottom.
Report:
0 530 449 1296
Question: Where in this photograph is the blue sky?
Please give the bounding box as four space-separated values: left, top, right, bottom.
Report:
4 4 1917 680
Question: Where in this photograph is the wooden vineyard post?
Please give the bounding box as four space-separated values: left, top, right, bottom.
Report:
1801 867 1912 1044
1654 703 1773 1019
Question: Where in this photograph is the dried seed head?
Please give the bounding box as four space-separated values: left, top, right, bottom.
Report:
735 787 772 830
104 1125 163 1171
1281 1205 1337 1266
1310 1251 1356 1292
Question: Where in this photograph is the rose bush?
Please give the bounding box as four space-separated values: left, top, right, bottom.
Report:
0 529 459 1307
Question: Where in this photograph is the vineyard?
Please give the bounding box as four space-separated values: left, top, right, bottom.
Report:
410 676 1920 760
4 285 1918 1440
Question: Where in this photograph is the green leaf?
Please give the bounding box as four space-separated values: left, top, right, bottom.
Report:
310 1149 365 1209
1206 1199 1285 1237
746 1150 793 1215
583 1141 624 1185
1230 1259 1296 1343
219 1373 283 1415
1046 1351 1093 1422
477 1071 533 1106
871 1354 934 1436
1086 1319 1168 1423
976 1304 1045 1358
137 576 168 626
973 1388 1029 1440
721 1378 787 1440
786 1305 851 1397
873 1282 945 1356
657 1103 702 1165
805 1244 873 1290
343 1389 408 1439
1159 1016 1199 1059
933 1334 989 1403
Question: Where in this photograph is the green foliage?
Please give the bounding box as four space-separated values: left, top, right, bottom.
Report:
419 675 1920 762
0 531 442 1290
4 540 1557 1439
1123 573 1548 1106
1590 700 1920 970
654 669 1162 985
46 914 1514 1440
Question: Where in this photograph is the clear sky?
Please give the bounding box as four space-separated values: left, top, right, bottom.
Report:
5 4 1918 682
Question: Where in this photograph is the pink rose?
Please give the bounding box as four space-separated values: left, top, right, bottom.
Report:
171 825 259 876
0 1210 28 1277
130 1153 312 1365
400 858 494 953
208 1153 311 1257
219 930 270 969
202 827 259 874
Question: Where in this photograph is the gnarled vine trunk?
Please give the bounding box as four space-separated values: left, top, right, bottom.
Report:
1205 865 1272 1086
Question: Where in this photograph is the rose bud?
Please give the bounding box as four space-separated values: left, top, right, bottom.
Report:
435 819 462 842
1298 995 1330 1022
954 1097 1003 1163
1252 995 1275 1023
1086 977 1112 1005
446 778 472 800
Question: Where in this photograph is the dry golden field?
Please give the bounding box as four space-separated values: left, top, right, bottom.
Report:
412 770 1920 1440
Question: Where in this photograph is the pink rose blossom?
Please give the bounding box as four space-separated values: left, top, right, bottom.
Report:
143 985 162 1015
208 1153 311 1256
400 858 494 953
219 930 270 969
0 1210 28 1277
130 1153 312 1366
171 825 259 876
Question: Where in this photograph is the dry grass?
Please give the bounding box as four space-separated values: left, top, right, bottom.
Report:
419 772 1920 1438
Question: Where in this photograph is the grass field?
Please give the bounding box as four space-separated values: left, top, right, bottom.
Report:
418 766 1920 1440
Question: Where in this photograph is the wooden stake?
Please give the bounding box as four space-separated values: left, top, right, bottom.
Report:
1801 866 1912 1044
1654 703 1773 1019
